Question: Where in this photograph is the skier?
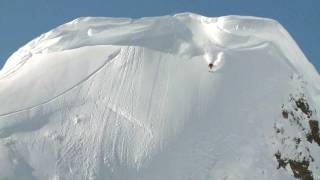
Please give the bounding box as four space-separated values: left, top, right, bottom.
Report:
208 62 214 69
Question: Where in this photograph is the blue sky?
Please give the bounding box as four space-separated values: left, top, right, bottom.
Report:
0 0 319 71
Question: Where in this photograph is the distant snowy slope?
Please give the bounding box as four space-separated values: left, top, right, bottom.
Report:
0 13 319 180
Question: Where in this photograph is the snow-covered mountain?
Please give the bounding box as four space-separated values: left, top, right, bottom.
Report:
0 13 320 180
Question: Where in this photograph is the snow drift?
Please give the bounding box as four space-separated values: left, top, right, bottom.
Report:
0 13 320 180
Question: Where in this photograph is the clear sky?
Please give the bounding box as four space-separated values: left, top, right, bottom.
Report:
1 0 319 71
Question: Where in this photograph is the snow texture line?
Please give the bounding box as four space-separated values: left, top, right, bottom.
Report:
0 48 121 117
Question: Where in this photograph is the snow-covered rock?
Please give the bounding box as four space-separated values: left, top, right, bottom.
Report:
0 13 320 180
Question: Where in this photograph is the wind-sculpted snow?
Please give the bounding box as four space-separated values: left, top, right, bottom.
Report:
0 13 320 180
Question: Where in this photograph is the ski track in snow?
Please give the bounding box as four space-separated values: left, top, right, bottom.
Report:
0 48 121 117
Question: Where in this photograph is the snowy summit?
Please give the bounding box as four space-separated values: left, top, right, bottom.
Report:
0 13 320 180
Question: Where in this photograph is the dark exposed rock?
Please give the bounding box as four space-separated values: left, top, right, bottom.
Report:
282 110 289 119
306 133 313 143
294 138 301 145
275 152 288 169
295 98 312 117
294 138 301 149
276 92 319 179
274 152 313 180
289 160 313 180
308 120 320 146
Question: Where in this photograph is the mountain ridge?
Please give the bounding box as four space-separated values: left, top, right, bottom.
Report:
0 13 319 180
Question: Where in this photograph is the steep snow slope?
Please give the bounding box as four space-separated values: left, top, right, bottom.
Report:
0 13 320 180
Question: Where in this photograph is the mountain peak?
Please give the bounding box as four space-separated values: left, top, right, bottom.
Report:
0 13 319 180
